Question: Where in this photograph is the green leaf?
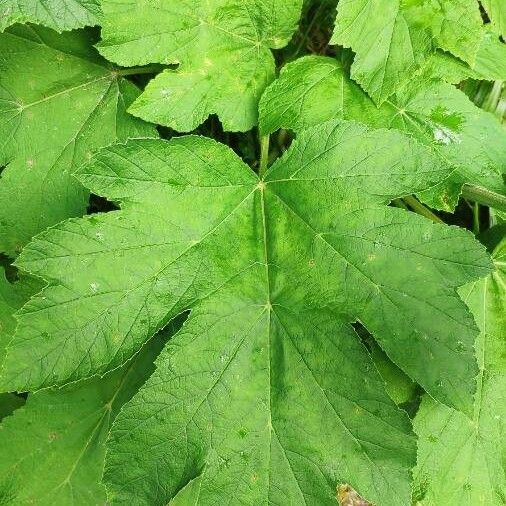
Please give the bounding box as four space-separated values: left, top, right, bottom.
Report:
331 0 432 104
331 0 487 103
0 0 100 32
0 267 42 364
258 57 421 134
367 339 417 407
0 331 169 506
0 266 40 421
0 393 24 421
482 0 506 37
426 32 506 83
426 0 483 65
0 124 493 503
97 0 303 132
259 56 380 135
0 263 177 503
106 303 415 505
0 25 156 256
259 56 506 210
413 238 506 505
470 31 506 79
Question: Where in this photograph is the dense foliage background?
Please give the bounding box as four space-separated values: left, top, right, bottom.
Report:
0 0 505 505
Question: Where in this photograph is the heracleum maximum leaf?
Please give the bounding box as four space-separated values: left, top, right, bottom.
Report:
0 331 168 506
1 122 493 504
0 267 42 364
0 0 100 32
482 0 506 37
331 0 485 103
97 0 303 132
413 238 506 505
0 266 39 421
425 32 506 84
0 25 156 256
259 56 506 210
331 0 432 104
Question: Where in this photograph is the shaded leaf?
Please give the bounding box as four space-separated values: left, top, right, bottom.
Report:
0 267 42 363
413 238 506 505
0 393 24 421
425 32 506 83
0 25 156 256
482 0 506 37
0 331 169 506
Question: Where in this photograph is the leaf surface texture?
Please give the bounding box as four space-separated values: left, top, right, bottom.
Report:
98 0 303 131
0 25 155 256
259 56 506 210
0 125 494 503
413 238 506 504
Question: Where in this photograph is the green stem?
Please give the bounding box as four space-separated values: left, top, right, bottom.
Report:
483 80 503 113
473 202 480 235
461 184 506 212
403 195 444 224
392 198 409 211
259 135 270 178
115 65 163 76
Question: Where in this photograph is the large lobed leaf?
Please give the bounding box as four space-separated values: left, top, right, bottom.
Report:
97 0 303 132
0 0 100 32
331 0 488 103
0 123 493 504
0 25 156 256
0 331 170 505
259 56 506 210
413 238 506 504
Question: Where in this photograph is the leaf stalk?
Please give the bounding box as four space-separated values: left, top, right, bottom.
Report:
259 135 270 178
403 196 443 224
461 184 506 212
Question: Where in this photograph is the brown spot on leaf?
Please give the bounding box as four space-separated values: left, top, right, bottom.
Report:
337 484 372 506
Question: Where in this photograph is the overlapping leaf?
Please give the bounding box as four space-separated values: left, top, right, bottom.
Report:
0 0 100 32
413 237 506 504
0 123 493 504
259 56 506 209
0 25 156 256
0 332 169 505
424 31 506 83
331 0 486 103
0 261 178 504
0 267 41 363
97 0 303 132
482 0 506 37
0 392 23 421
0 266 39 421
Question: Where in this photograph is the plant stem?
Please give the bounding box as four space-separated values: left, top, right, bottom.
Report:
403 195 444 224
392 198 409 211
259 135 270 178
115 65 163 76
473 202 480 235
461 184 506 212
